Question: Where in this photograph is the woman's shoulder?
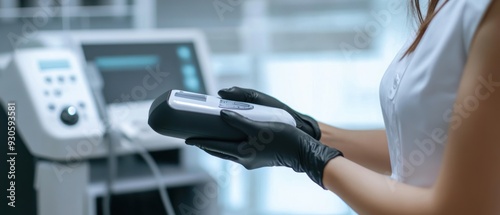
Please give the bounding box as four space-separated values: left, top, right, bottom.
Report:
454 0 494 53
460 0 492 9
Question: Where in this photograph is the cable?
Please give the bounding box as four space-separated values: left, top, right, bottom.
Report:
85 62 115 215
85 60 175 214
106 128 177 215
121 140 177 215
103 130 118 215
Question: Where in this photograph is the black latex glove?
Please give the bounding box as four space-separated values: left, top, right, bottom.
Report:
186 110 343 189
218 87 322 140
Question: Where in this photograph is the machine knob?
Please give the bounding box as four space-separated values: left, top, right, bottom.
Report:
60 106 79 126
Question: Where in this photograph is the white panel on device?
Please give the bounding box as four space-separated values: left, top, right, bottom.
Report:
38 30 216 156
170 90 296 126
0 48 104 160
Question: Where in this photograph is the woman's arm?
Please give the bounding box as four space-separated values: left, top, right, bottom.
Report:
319 122 391 174
324 157 433 215
322 2 500 214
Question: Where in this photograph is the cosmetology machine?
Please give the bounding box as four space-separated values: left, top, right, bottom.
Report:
0 30 217 215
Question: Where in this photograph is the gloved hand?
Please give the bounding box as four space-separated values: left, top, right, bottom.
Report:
186 110 343 189
218 87 322 140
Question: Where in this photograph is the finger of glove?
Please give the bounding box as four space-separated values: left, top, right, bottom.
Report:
220 109 263 136
219 87 291 112
218 87 259 102
201 148 238 162
186 138 242 158
219 86 279 107
297 113 321 140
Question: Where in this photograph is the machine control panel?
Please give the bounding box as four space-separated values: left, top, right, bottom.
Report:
37 59 88 125
0 48 104 160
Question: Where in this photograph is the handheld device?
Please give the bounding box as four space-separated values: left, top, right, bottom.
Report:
148 90 296 140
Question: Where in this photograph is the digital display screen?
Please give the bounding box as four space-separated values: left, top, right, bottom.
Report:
39 60 70 71
94 55 160 70
174 91 206 102
81 42 206 104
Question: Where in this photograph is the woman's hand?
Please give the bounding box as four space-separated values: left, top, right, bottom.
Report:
218 87 322 140
186 110 343 188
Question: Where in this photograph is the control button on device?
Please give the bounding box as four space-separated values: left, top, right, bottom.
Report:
54 89 62 97
48 104 55 111
219 100 254 110
58 76 64 83
60 106 79 125
235 102 253 110
70 75 76 82
45 77 52 84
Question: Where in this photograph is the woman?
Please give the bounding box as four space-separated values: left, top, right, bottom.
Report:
187 0 500 214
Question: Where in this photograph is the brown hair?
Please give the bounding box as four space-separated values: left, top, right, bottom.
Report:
403 0 450 57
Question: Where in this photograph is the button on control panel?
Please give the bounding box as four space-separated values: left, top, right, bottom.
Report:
60 106 79 125
219 99 254 110
42 71 87 122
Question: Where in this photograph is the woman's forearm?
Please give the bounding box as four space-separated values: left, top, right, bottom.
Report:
323 157 434 215
319 122 391 174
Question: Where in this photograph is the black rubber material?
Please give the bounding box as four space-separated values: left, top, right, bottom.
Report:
148 90 246 141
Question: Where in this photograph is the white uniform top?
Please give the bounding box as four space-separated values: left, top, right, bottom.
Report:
379 0 493 187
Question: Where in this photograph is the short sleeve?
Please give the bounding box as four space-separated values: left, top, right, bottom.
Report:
462 0 493 53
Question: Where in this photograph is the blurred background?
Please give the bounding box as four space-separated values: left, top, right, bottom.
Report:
0 0 414 214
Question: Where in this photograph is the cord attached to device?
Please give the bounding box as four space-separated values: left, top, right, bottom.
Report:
86 63 176 215
103 130 118 215
122 140 177 215
105 123 177 215
85 63 114 215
